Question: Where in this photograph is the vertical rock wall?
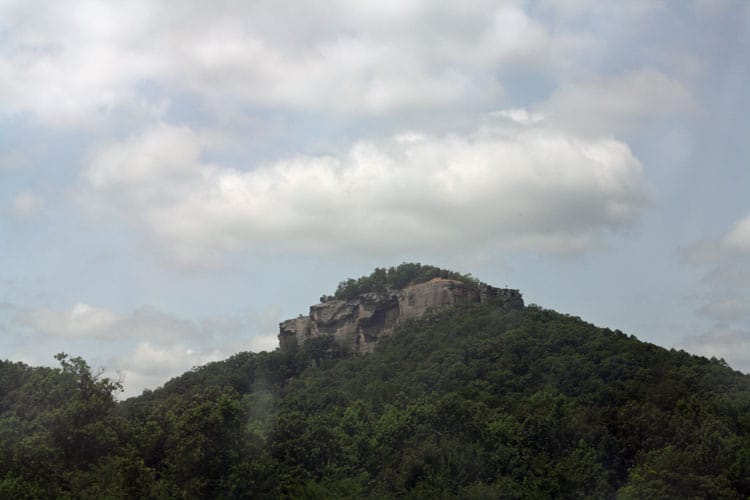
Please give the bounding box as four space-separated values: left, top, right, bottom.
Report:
278 278 523 353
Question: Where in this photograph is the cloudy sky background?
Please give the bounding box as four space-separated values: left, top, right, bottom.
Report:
1 0 749 397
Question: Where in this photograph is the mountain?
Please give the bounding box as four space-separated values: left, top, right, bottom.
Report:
1 264 749 498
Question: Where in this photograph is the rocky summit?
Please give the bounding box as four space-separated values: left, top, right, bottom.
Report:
278 278 523 353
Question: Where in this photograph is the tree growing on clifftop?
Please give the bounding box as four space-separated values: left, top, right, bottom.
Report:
333 263 477 300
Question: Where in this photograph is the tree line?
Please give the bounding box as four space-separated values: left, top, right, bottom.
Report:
2 279 750 497
330 263 477 301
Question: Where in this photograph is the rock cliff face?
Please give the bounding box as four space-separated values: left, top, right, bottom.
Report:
279 278 523 353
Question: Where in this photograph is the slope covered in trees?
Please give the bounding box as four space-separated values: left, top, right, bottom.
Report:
2 269 750 498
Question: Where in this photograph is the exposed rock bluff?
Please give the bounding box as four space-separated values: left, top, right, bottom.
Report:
279 278 523 353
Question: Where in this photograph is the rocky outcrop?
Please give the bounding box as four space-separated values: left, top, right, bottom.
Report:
279 278 523 353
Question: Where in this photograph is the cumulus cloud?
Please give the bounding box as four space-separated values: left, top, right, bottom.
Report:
111 342 225 397
538 69 695 136
697 298 750 322
8 191 44 219
85 123 203 188
0 0 588 125
680 215 750 327
721 214 750 253
540 0 666 20
680 327 750 373
18 302 276 344
680 213 750 373
683 216 750 290
20 303 121 338
0 151 30 170
681 213 750 266
107 312 279 397
13 301 282 397
491 108 544 126
79 119 652 264
0 1 166 126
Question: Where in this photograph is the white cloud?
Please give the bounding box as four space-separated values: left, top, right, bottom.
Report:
539 69 695 136
12 301 283 397
19 302 119 338
108 309 282 396
80 120 652 264
19 302 228 341
540 0 666 20
85 123 203 187
491 108 544 126
0 0 590 125
0 1 166 126
9 191 44 219
111 342 224 398
0 151 30 170
681 213 750 374
721 214 750 253
682 213 750 265
681 327 750 373
117 341 222 378
697 298 750 322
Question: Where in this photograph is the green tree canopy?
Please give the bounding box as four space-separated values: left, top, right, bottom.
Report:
332 262 478 300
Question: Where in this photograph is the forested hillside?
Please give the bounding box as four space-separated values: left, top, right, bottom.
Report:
2 288 750 497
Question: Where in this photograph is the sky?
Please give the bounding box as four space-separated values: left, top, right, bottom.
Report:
1 0 749 397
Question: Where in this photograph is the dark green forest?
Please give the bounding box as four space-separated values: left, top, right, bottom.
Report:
2 270 750 498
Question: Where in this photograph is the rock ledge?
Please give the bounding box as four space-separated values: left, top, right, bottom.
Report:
279 278 523 353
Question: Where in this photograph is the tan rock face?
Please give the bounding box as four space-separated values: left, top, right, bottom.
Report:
278 278 523 353
398 278 480 319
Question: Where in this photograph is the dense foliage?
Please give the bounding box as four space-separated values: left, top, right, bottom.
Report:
331 263 477 300
2 302 750 498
